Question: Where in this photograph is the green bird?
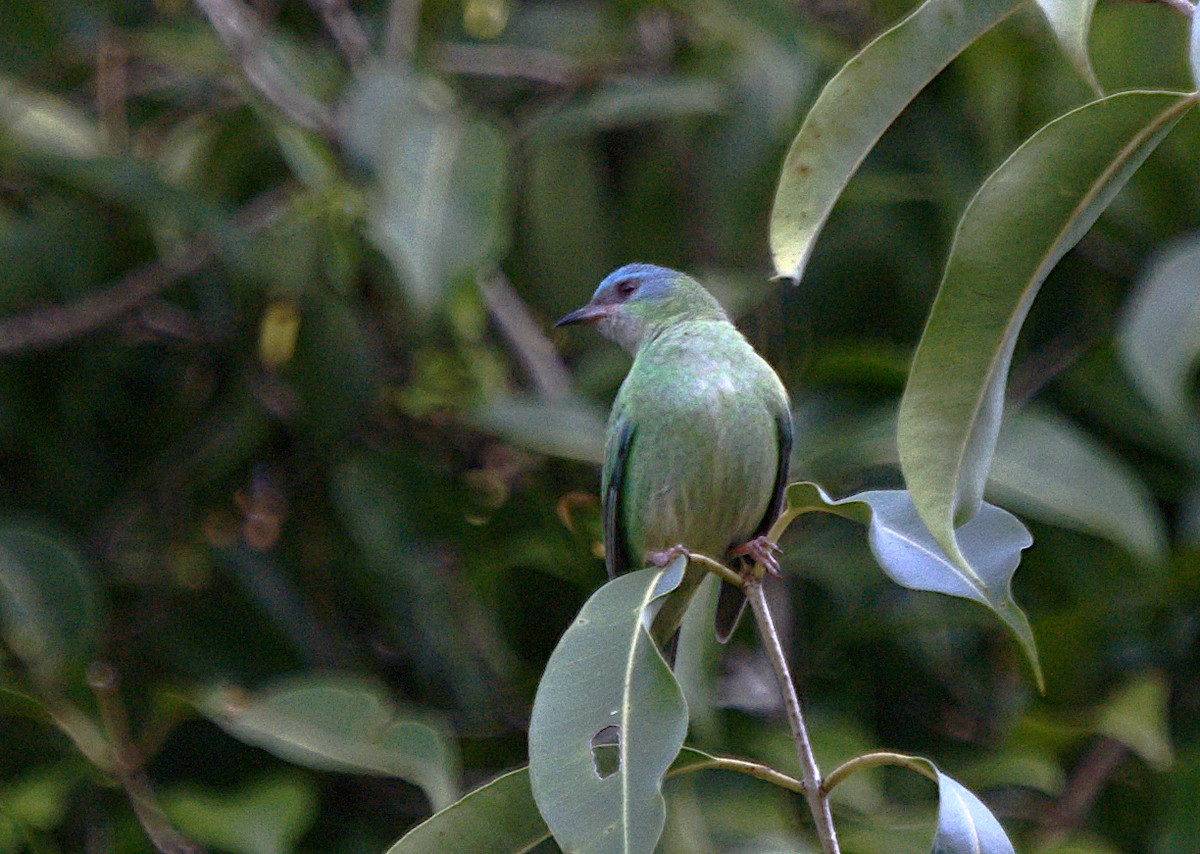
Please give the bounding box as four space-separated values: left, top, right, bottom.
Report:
556 263 792 645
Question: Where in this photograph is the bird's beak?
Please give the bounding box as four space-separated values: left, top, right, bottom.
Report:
555 302 613 327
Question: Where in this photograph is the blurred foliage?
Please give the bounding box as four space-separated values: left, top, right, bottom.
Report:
0 0 1197 852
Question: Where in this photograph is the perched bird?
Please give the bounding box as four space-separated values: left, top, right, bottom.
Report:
556 263 792 645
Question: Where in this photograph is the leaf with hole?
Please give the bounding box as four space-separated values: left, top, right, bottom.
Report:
528 557 687 854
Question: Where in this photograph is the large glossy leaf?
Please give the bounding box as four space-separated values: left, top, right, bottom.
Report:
1034 0 1102 93
0 521 102 689
197 674 460 810
528 558 687 854
897 91 1193 571
990 407 1167 565
1117 232 1200 446
162 773 317 854
777 483 1039 688
769 0 1022 282
341 65 509 317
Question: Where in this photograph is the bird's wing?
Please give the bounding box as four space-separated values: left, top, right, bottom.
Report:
715 403 793 642
602 415 635 579
758 405 794 539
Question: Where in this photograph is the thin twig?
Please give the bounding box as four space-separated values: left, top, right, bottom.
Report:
384 0 421 63
744 580 840 853
669 755 807 795
89 663 206 854
305 0 370 67
478 269 573 402
685 551 748 589
192 0 334 134
823 751 937 793
434 43 581 85
1037 735 1129 845
0 187 290 354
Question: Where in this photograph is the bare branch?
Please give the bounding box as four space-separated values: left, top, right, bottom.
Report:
0 188 290 354
306 0 371 67
478 268 573 401
193 0 334 134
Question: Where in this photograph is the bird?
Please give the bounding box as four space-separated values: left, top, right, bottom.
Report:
556 263 792 647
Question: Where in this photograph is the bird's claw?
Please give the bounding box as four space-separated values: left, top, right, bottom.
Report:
730 536 782 577
646 544 690 567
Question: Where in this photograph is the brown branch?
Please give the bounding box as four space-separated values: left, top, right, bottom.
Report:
192 0 334 134
0 188 290 354
1037 735 1129 845
478 268 573 401
306 0 370 67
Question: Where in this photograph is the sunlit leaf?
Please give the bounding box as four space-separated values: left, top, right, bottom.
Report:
1034 0 1102 94
1117 232 1200 446
777 484 1039 688
898 91 1193 573
197 674 460 810
0 76 99 158
0 521 102 689
991 407 1167 565
529 558 687 854
769 0 1022 282
1095 671 1173 771
162 773 317 854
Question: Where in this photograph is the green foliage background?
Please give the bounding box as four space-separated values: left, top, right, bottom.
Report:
0 0 1198 851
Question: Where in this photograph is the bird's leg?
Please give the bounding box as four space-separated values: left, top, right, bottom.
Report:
645 543 689 567
729 535 782 577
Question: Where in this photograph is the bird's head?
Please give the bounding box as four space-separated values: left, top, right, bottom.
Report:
555 263 727 353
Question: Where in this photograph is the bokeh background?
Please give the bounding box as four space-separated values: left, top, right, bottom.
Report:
1 0 1198 851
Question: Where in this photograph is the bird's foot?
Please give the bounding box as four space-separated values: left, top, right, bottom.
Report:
646 544 690 567
729 536 782 577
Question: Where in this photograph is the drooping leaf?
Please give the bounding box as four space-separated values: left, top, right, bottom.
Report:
930 765 1016 854
197 674 460 810
528 558 687 854
990 407 1167 566
161 773 317 854
1117 232 1200 446
1095 671 1174 771
897 91 1193 571
342 64 510 317
0 520 102 689
1034 0 1103 94
769 0 1022 282
776 484 1039 688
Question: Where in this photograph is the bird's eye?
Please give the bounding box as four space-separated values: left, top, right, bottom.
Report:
615 278 638 298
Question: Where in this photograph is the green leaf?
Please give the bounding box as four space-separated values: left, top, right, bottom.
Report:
990 407 1167 565
387 767 548 854
769 0 1022 282
1034 0 1103 94
1117 232 1200 446
1094 671 1173 771
388 746 779 854
527 77 725 140
0 520 102 688
197 674 460 810
777 484 1040 689
342 65 510 317
897 90 1193 572
528 558 687 854
0 76 100 158
471 394 607 465
161 773 317 854
930 766 1016 854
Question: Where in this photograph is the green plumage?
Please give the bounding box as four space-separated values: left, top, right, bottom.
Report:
557 264 792 644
